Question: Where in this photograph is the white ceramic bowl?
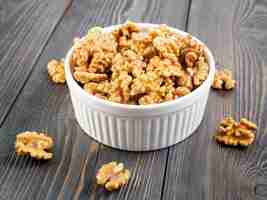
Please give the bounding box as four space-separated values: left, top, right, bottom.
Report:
65 23 215 151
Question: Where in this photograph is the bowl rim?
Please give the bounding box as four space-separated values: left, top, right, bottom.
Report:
65 23 215 111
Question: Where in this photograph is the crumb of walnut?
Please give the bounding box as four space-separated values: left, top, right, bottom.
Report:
212 68 236 90
96 161 131 191
47 59 65 84
15 131 53 160
215 117 257 146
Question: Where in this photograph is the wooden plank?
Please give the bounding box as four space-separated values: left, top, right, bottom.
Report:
162 0 267 199
83 147 168 200
0 0 100 199
0 0 190 199
0 0 72 124
0 117 98 200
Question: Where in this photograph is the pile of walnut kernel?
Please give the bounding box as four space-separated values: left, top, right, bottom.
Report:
70 21 209 105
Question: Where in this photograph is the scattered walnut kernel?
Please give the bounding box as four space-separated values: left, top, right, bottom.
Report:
212 68 236 90
70 22 210 105
47 59 65 84
15 131 54 160
96 161 131 191
215 117 257 146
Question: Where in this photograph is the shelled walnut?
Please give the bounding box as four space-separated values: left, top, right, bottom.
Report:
70 22 210 105
212 68 236 90
47 59 65 83
215 117 257 146
96 161 131 191
15 131 54 160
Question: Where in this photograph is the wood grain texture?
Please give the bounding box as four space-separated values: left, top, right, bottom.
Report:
0 118 98 200
162 0 267 199
2 0 266 199
84 147 168 200
0 0 190 199
0 0 99 199
0 0 72 125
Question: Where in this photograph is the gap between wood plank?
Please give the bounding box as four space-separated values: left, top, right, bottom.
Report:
160 0 192 200
0 0 74 127
159 0 193 199
185 0 193 32
0 0 194 198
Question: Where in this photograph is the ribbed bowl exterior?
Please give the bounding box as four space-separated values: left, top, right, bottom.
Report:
70 90 209 151
65 23 215 151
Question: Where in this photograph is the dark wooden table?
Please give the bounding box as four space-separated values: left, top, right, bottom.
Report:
0 0 267 199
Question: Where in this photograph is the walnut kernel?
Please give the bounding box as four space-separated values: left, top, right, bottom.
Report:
47 59 65 83
15 131 54 160
215 117 257 146
96 161 131 191
212 68 236 90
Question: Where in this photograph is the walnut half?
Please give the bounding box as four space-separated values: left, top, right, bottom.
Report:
212 68 236 90
47 59 66 84
96 161 131 191
15 131 54 160
215 117 257 146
